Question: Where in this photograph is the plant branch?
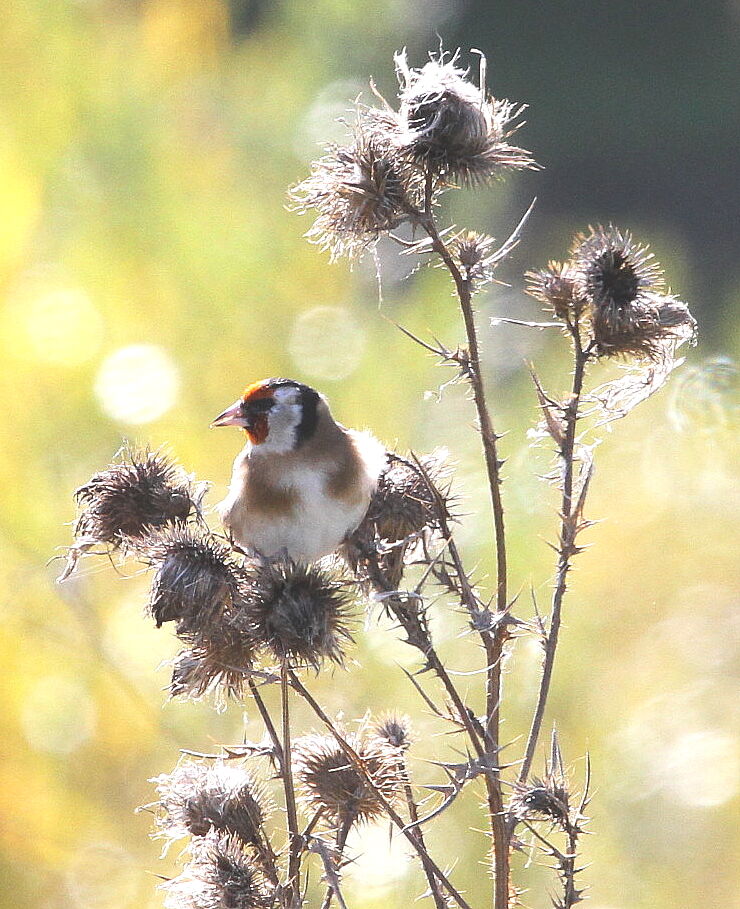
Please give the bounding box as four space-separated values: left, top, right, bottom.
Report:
281 662 303 908
518 326 590 786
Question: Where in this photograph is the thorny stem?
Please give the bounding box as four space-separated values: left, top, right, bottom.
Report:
288 670 475 909
419 187 509 909
281 662 303 908
319 813 354 909
398 752 449 909
248 677 284 769
518 325 590 787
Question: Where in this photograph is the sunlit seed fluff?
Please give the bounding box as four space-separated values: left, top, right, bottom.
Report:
293 733 403 824
394 48 536 183
151 759 273 855
525 260 586 322
572 225 697 360
59 446 201 580
142 523 247 633
161 833 274 909
288 112 419 260
242 559 356 668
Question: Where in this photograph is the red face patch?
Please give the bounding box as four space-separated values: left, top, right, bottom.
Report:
241 381 273 445
246 414 269 445
242 381 273 403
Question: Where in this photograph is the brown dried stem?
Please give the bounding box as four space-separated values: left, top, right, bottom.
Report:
281 662 303 908
518 323 591 786
418 179 510 909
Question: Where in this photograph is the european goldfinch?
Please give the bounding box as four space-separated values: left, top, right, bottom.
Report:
212 378 386 562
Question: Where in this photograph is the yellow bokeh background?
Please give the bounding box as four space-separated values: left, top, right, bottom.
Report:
1 2 738 908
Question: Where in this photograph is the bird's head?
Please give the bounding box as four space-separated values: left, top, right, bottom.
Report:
211 378 322 453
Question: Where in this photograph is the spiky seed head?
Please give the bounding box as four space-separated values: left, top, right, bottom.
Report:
242 560 356 668
293 732 403 825
372 713 413 751
142 524 247 633
572 225 697 360
345 451 451 591
394 48 536 184
510 775 572 832
525 260 586 322
169 627 258 707
288 112 420 260
59 446 201 580
161 833 274 909
150 759 273 854
453 231 497 286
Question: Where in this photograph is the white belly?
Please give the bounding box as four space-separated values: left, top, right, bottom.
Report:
218 457 373 562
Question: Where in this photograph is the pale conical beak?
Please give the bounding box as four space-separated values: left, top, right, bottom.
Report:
211 399 248 428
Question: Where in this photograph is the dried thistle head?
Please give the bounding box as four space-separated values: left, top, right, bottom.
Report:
572 225 697 360
161 833 274 909
143 524 248 632
510 776 572 832
293 732 403 825
288 112 419 260
345 451 450 591
243 559 356 668
59 446 202 581
525 260 586 322
150 759 273 856
169 627 258 706
453 230 498 287
394 48 536 184
372 713 413 751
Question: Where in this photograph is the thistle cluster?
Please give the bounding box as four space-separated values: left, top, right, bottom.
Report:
289 48 535 259
151 758 277 908
527 225 697 360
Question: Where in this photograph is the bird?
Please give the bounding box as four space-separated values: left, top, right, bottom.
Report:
211 377 386 562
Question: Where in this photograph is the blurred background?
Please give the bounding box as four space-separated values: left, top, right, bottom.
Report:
1 1 738 907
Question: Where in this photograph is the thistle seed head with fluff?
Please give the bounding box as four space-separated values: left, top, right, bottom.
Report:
510 775 573 833
150 759 273 854
161 833 274 909
394 48 536 184
288 113 420 260
169 627 258 707
525 260 586 322
572 225 697 360
241 559 356 668
372 713 413 751
59 446 202 580
293 732 403 825
142 523 248 633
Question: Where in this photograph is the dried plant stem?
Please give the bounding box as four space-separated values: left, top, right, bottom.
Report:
519 328 589 786
319 813 354 909
281 662 303 908
248 677 284 768
398 754 449 909
420 197 509 909
288 670 474 909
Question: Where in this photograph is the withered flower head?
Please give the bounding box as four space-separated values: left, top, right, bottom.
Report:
372 713 413 751
288 113 419 260
162 833 274 909
59 446 201 581
572 225 697 360
510 775 572 832
151 759 273 855
525 260 585 322
453 231 498 286
394 48 536 183
142 523 247 632
293 732 403 824
169 627 258 706
243 560 356 668
345 451 451 591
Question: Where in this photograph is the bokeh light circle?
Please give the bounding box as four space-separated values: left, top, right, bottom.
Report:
94 343 180 424
289 306 365 381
